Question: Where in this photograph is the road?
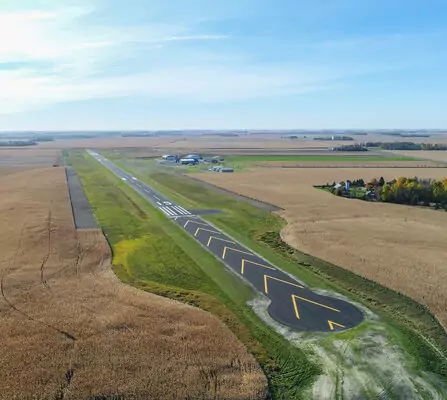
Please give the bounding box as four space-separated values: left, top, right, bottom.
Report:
87 150 364 332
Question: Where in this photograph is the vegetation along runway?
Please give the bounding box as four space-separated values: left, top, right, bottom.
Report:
87 150 363 332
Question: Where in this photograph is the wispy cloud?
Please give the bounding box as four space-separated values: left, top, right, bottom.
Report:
0 3 441 116
162 35 230 41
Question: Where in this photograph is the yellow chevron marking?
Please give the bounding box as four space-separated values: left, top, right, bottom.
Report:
263 275 304 294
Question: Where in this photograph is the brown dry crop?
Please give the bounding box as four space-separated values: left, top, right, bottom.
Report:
0 148 61 167
197 167 447 330
0 167 267 400
250 160 444 168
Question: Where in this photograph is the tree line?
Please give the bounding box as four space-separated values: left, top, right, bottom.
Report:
378 177 447 206
365 142 447 150
325 176 447 209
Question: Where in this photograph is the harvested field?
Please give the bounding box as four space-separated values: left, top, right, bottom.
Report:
35 137 176 149
388 150 447 163
0 148 61 167
0 167 267 400
197 167 447 330
251 160 444 168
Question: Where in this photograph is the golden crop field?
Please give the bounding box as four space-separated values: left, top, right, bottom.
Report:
0 148 61 167
0 167 266 400
250 160 444 168
198 167 447 330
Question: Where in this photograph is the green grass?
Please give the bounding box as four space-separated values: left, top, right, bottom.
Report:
224 154 419 163
68 150 321 399
109 155 447 381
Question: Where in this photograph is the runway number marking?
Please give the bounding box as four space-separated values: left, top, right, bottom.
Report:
241 259 275 274
207 236 235 247
222 246 253 260
263 275 304 294
328 320 346 331
291 294 341 319
194 227 221 237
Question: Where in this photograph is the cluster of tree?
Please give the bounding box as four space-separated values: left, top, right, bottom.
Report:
326 176 447 208
378 177 447 206
380 132 431 138
0 140 37 147
314 136 354 141
121 132 155 137
331 145 368 152
34 136 54 142
365 142 447 150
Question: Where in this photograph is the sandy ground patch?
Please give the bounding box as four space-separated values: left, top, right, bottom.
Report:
197 167 447 329
0 167 266 400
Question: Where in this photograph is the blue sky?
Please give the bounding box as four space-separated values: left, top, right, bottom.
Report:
1 0 446 130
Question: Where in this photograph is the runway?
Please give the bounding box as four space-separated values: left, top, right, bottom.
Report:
87 150 364 332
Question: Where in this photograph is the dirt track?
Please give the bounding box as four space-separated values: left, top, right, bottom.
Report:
0 167 266 400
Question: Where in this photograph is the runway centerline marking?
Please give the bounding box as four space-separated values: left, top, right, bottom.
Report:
328 320 346 331
194 227 221 237
207 236 235 247
263 275 304 294
222 246 253 260
241 259 275 274
291 294 341 320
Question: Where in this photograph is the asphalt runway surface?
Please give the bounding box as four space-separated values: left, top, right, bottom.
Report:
88 150 364 332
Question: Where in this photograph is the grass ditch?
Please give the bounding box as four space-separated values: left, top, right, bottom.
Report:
68 150 321 399
109 155 447 382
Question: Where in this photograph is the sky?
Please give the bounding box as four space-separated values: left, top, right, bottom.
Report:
1 0 446 130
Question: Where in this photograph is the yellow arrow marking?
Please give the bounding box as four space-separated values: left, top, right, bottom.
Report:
292 294 301 319
263 275 304 294
194 227 221 237
291 295 341 320
328 320 346 331
222 246 253 259
241 259 275 274
184 219 211 229
207 236 235 247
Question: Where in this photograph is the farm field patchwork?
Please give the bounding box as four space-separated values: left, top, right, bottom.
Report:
0 165 267 400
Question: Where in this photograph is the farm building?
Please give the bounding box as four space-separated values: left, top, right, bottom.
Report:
180 158 197 165
186 154 201 161
220 167 234 173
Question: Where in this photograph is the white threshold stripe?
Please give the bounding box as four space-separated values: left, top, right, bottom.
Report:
160 208 171 216
173 206 189 215
176 205 190 214
161 207 176 216
167 207 180 215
